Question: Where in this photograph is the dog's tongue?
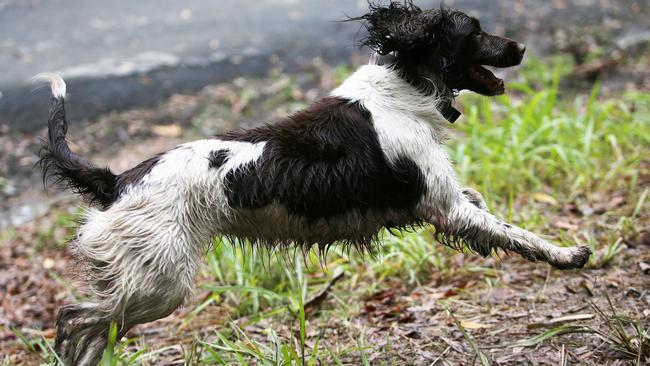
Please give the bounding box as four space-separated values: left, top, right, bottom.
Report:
471 65 505 94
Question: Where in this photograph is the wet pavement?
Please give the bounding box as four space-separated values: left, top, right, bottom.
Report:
0 0 648 131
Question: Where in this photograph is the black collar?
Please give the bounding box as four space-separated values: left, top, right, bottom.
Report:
439 99 461 123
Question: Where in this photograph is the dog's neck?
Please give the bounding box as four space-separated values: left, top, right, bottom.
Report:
371 53 460 123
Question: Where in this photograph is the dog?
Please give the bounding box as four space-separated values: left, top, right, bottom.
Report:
36 2 591 364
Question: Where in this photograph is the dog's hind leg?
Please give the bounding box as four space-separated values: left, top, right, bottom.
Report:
55 204 205 365
429 189 591 269
56 285 189 365
54 302 108 365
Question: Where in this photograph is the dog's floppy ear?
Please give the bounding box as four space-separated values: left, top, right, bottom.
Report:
354 1 443 55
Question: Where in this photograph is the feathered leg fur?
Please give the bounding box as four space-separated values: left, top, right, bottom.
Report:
433 188 591 269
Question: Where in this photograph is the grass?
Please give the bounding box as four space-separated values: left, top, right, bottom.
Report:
453 59 648 204
6 55 650 365
444 304 490 366
510 291 649 363
589 293 650 361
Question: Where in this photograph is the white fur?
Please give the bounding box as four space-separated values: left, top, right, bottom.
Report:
33 73 66 99
75 139 267 315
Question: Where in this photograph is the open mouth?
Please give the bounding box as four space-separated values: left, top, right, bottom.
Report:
469 65 505 95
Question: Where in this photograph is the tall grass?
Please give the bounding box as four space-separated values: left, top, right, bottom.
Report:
452 57 649 204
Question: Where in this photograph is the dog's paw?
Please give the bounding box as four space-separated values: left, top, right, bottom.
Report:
550 246 592 270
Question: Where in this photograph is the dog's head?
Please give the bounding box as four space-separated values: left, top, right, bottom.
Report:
356 1 526 96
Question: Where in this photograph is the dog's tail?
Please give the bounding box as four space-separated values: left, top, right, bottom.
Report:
34 73 117 207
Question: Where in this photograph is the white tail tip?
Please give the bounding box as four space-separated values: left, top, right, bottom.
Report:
32 73 67 99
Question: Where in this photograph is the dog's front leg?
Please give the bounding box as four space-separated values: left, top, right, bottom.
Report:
418 160 590 269
461 187 488 211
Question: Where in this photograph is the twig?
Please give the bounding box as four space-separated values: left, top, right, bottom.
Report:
429 345 451 366
304 271 345 314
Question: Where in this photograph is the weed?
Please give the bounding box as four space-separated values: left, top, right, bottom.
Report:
589 293 650 362
444 304 490 366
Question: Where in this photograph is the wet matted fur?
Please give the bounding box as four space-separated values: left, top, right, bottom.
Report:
35 2 591 365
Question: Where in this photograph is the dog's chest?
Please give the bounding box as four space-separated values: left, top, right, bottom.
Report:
371 111 442 168
330 64 448 172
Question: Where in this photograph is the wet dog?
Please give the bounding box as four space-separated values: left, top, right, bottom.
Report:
36 2 590 364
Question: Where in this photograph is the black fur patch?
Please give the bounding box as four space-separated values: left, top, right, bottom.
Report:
208 149 230 169
217 97 427 222
114 153 164 197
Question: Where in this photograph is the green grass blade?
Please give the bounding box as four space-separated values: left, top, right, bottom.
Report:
512 325 592 348
444 304 490 366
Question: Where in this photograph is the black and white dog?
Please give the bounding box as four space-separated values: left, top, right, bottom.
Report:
36 2 590 364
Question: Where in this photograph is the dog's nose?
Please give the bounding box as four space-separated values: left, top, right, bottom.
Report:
516 43 526 56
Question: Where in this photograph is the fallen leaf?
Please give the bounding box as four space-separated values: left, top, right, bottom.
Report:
552 221 579 231
580 280 594 296
639 262 650 274
460 320 491 329
42 328 56 338
152 124 182 137
534 193 558 205
608 195 626 208
42 257 55 269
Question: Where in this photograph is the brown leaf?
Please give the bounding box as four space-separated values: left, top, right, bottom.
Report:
368 289 395 302
460 320 491 329
534 193 558 205
443 288 459 298
552 220 579 231
608 195 626 208
580 280 594 296
41 328 56 338
489 287 513 304
151 124 182 137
